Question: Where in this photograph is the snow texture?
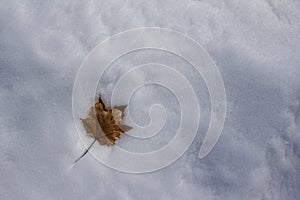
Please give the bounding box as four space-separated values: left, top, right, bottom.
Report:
1 0 300 199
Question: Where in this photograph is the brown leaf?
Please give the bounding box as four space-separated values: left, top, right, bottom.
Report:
81 96 132 146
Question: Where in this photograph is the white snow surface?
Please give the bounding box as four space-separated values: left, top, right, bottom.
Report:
1 0 300 199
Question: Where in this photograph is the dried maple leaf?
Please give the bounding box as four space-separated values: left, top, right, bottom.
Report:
74 96 132 163
81 96 132 146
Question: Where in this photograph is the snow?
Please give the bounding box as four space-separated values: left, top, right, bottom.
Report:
1 0 300 199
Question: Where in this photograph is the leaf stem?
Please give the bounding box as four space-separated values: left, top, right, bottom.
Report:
74 139 97 164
